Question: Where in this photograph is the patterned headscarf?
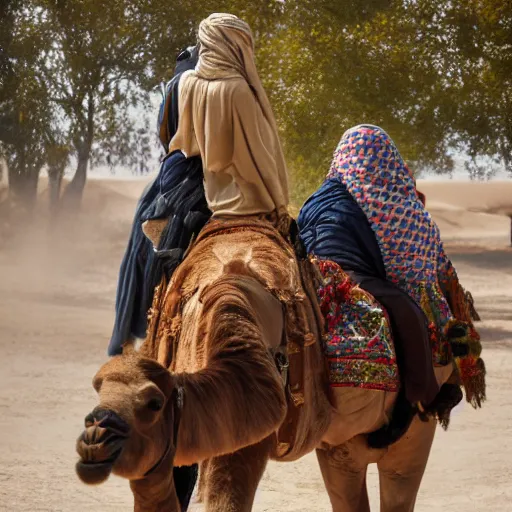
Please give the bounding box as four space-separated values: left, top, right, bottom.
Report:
327 124 441 294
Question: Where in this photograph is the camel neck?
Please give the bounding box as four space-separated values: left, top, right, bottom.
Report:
130 468 180 512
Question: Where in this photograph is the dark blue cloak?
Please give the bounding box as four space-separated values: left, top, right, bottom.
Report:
297 178 386 280
108 151 210 356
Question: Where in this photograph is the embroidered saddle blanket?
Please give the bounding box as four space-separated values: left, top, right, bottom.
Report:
315 259 400 393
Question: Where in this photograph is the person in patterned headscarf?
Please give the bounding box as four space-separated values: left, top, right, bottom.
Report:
299 125 484 418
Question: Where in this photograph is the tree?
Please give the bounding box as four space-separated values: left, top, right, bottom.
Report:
27 0 197 207
0 0 21 148
2 0 207 209
3 0 512 211
0 0 57 207
0 0 19 113
445 0 512 176
46 142 70 212
258 0 512 201
249 1 454 201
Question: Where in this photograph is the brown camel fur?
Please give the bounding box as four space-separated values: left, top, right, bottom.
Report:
76 217 454 511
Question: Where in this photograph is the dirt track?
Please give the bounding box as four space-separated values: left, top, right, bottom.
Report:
0 180 511 511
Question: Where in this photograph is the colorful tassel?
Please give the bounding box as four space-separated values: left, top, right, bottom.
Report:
457 356 486 408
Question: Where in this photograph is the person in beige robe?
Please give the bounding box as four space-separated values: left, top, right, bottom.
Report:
170 13 289 220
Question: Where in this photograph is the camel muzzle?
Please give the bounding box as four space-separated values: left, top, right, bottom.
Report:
75 408 130 485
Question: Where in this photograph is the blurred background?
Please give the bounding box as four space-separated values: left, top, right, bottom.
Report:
0 2 511 511
1 0 512 210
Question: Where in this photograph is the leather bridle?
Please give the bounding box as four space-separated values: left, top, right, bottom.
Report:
143 385 184 477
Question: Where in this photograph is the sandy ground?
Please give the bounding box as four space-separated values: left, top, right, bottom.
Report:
0 179 511 511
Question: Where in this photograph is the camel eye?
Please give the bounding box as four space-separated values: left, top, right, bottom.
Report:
138 383 166 419
147 398 163 412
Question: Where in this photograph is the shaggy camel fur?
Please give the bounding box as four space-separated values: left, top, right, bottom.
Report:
76 217 454 511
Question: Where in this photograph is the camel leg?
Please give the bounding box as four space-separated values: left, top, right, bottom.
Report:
377 417 436 512
316 436 371 512
201 437 272 512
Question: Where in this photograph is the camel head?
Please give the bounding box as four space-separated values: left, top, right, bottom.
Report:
75 347 180 485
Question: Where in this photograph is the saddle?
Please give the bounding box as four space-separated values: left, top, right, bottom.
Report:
144 216 332 462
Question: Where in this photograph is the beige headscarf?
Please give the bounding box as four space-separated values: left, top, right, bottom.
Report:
170 13 289 217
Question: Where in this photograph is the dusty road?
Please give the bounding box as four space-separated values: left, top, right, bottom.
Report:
0 180 510 511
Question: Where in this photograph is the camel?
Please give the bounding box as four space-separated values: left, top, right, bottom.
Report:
76 217 458 512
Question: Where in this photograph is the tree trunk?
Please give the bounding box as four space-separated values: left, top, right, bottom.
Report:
61 92 94 211
61 150 89 210
47 165 64 214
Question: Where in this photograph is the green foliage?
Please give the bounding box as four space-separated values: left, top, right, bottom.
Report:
1 0 511 209
0 0 56 204
38 0 171 202
255 0 512 202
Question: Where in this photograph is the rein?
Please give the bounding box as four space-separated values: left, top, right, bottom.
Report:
143 385 184 477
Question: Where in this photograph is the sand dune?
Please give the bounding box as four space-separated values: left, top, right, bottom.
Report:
418 181 512 214
0 178 511 511
4 176 512 243
417 181 512 247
